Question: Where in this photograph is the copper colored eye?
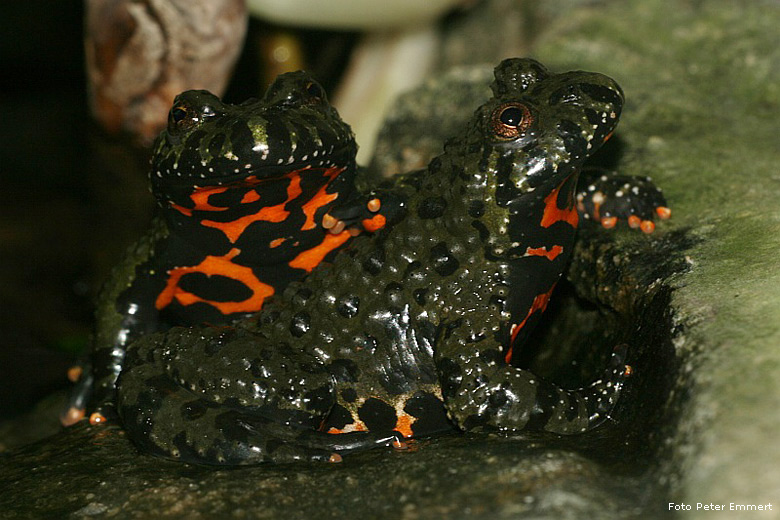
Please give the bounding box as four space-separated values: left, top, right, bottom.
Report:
306 82 321 97
168 104 193 133
170 106 188 124
491 102 533 139
305 81 324 101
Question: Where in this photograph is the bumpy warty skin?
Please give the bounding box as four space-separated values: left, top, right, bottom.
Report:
64 71 377 426
113 58 654 465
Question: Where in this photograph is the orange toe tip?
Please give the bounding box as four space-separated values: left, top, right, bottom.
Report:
61 407 86 426
392 438 409 450
67 366 83 382
640 220 656 234
656 206 672 219
627 215 641 228
89 412 108 425
601 216 618 229
328 453 343 463
321 214 337 229
329 220 346 235
624 364 634 377
367 198 381 212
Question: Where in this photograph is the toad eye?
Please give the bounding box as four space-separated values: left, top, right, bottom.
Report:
305 81 324 100
491 102 533 140
499 107 524 126
168 102 215 134
168 103 197 132
170 106 188 124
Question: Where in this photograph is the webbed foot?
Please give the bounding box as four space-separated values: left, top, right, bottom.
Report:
322 192 384 236
324 188 407 236
61 360 123 427
578 171 670 233
60 363 91 426
576 343 631 429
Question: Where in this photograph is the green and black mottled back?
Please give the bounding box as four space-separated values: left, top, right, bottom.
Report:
113 59 669 466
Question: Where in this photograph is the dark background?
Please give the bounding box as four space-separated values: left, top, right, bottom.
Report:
0 2 91 416
0 2 360 418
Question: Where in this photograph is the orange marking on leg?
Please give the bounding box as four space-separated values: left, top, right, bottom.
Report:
394 412 416 438
656 206 671 219
505 287 555 364
524 245 563 261
361 213 387 232
540 180 579 228
155 248 275 315
300 166 344 230
269 237 286 248
288 232 351 272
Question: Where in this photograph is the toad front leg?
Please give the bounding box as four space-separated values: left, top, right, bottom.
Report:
577 169 671 233
435 319 629 434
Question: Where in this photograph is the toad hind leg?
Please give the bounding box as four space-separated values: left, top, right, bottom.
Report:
117 327 398 465
436 334 629 434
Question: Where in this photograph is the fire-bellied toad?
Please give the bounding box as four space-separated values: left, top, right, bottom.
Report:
115 58 668 464
63 71 385 425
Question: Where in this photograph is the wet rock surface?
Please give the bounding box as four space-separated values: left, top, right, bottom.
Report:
2 0 778 518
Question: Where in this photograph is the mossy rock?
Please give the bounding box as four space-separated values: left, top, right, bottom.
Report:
2 1 777 518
